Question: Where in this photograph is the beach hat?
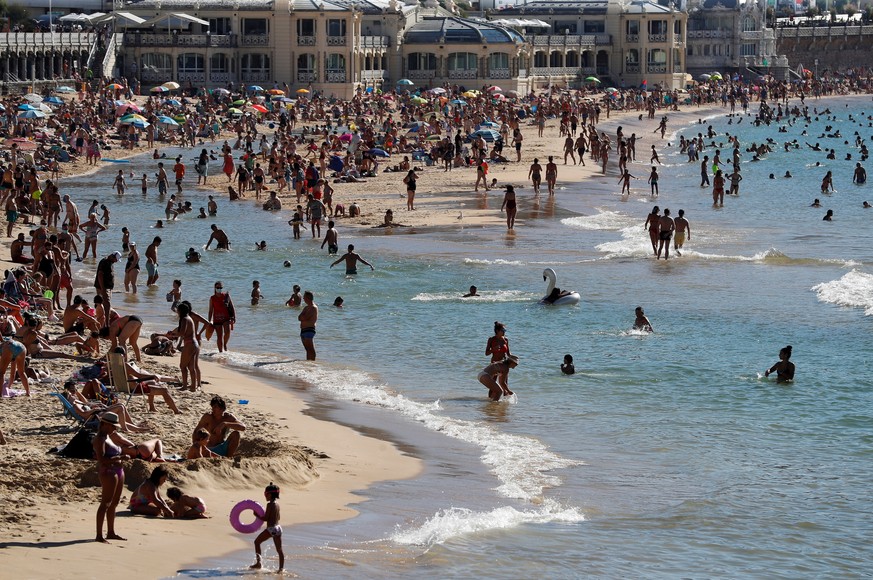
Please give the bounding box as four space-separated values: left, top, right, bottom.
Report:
112 251 122 260
100 412 120 425
129 241 136 246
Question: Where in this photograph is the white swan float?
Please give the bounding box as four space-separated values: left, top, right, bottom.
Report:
540 268 581 305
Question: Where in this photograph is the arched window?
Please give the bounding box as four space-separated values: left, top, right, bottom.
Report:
447 52 478 71
534 51 548 68
626 49 640 64
549 51 563 68
210 53 230 74
326 53 346 82
140 53 172 80
241 54 270 72
297 54 316 82
407 52 436 71
177 53 204 74
489 52 509 70
565 51 579 68
742 16 756 32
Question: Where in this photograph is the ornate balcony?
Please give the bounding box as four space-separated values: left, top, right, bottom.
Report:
648 34 667 42
130 32 237 47
297 36 316 46
360 70 385 80
625 64 640 74
489 68 511 79
448 69 478 79
210 72 233 83
646 64 667 73
327 36 347 46
241 34 269 46
241 71 271 82
407 70 435 80
297 72 317 83
530 66 580 76
625 34 639 43
177 71 206 83
326 70 347 83
360 35 389 48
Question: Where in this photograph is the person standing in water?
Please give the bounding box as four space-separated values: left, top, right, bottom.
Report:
478 355 519 401
657 208 675 259
673 209 691 256
764 345 795 383
298 291 318 360
644 206 661 257
330 244 374 275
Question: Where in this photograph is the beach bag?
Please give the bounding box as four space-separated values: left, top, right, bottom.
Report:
60 427 96 459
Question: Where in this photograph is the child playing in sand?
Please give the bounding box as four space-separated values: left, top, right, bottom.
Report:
251 280 263 305
251 483 284 572
166 487 208 519
187 428 221 459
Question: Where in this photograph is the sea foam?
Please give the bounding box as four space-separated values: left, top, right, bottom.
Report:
812 269 873 315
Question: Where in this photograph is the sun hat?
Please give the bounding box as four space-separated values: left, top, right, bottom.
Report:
112 251 122 259
100 412 120 425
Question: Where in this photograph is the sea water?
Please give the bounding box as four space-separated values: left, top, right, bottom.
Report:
58 97 872 578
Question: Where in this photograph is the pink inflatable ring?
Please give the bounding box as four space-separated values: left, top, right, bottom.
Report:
229 500 265 534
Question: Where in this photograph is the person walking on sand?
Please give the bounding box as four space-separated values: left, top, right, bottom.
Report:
330 244 374 275
298 290 318 360
528 158 543 195
644 206 660 257
674 209 691 256
657 208 675 260
145 236 161 287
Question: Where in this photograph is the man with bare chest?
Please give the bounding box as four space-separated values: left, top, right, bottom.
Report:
192 395 245 457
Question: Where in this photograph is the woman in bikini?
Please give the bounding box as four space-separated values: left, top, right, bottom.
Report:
79 213 106 259
100 313 144 362
93 413 126 542
501 184 518 230
764 345 795 383
172 302 200 392
485 321 511 363
478 355 519 401
124 242 140 293
0 336 30 396
644 206 661 257
129 465 174 517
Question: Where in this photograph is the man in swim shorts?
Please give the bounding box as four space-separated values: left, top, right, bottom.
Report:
145 236 161 286
673 209 691 256
298 291 318 360
205 224 230 250
320 221 338 255
330 244 374 275
192 395 245 457
657 208 675 260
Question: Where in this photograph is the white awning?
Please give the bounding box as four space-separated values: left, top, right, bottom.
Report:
142 13 210 28
89 12 145 25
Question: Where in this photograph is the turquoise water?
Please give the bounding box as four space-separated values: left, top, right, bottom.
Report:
60 98 873 578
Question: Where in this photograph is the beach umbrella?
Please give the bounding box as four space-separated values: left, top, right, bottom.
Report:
492 93 507 101
296 88 310 94
247 85 264 92
150 86 169 93
585 76 601 84
698 73 711 81
451 99 467 106
43 96 64 105
381 94 394 100
426 135 442 142
369 148 389 158
156 115 179 126
396 79 414 86
116 102 142 115
162 81 180 90
411 96 428 105
212 88 230 96
328 156 344 172
429 87 446 95
604 87 619 94
473 129 500 142
173 115 187 122
232 99 248 106
227 108 243 115
119 113 147 123
18 103 37 111
477 121 500 130
487 86 503 93
405 121 429 132
24 93 43 102
17 110 46 119
710 72 722 80
164 98 182 106
36 103 53 113
248 104 268 113
105 83 124 90
267 89 284 95
55 86 76 93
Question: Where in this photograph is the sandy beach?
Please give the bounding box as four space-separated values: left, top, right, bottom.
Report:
0 93 725 577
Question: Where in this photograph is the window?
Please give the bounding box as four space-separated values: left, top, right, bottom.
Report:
534 51 548 67
297 54 316 73
241 54 270 71
742 16 756 32
447 52 478 71
208 17 232 35
565 51 579 67
704 45 710 56
583 21 605 34
141 53 172 76
326 54 345 72
297 19 315 37
741 43 756 56
177 53 204 73
407 53 436 71
626 20 639 35
555 21 577 34
626 49 640 64
687 45 694 56
328 19 346 37
648 20 667 35
241 19 267 36
489 52 509 70
210 53 229 73
674 21 682 35
549 51 563 67
647 49 666 64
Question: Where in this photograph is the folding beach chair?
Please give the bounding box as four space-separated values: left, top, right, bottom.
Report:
106 351 146 411
48 392 98 429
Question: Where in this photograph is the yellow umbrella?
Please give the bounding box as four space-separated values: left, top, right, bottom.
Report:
296 88 310 94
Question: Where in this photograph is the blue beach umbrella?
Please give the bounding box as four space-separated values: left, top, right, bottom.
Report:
477 121 500 130
43 96 64 105
405 121 429 132
369 148 389 158
55 86 76 93
156 115 179 126
164 98 182 106
473 129 500 142
451 99 467 106
248 85 264 92
397 79 414 86
18 110 46 119
18 103 36 111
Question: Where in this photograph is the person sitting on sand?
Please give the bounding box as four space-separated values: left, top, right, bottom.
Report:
166 487 208 519
107 347 182 414
62 381 148 433
129 465 174 517
187 428 222 459
192 395 245 457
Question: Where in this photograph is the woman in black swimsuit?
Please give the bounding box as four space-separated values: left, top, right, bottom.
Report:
124 243 140 294
764 345 795 383
403 170 418 211
501 184 518 230
100 315 144 362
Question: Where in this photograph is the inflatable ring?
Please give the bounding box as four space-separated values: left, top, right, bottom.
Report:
229 500 265 534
